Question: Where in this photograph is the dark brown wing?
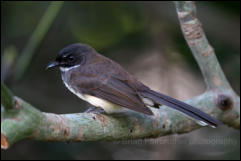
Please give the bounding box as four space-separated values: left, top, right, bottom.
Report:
83 75 153 115
67 57 153 115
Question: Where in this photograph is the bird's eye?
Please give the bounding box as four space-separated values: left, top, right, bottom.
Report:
68 55 74 62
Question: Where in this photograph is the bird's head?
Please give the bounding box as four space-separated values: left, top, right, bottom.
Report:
46 43 94 71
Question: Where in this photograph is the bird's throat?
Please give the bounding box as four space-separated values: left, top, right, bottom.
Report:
60 65 80 72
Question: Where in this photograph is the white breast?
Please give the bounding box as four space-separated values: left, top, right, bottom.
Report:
62 77 124 114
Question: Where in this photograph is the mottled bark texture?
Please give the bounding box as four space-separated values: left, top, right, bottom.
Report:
1 1 239 150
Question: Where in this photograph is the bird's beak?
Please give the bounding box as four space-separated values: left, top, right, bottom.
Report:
46 61 59 70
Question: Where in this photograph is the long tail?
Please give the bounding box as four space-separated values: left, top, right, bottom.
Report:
140 89 222 128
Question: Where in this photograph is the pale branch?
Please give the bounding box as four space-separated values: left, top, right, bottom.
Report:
173 1 240 127
174 1 232 90
1 83 239 150
1 1 240 150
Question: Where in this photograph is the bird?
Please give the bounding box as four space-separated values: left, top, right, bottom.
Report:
46 43 221 128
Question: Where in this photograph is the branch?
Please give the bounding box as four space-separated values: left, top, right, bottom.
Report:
173 1 240 128
174 1 232 90
1 88 43 150
1 84 239 150
1 1 239 150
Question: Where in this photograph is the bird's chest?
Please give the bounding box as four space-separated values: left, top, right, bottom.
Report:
61 72 123 113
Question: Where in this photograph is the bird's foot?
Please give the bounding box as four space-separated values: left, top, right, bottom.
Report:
84 106 106 114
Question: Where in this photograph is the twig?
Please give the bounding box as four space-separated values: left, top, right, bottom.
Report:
1 83 14 110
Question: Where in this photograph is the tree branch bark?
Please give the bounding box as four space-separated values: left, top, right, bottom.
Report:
174 1 232 90
1 1 240 150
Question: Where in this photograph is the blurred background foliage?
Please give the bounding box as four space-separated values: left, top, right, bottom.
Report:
1 1 240 160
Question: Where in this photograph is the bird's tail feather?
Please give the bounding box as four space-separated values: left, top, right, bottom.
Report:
141 89 221 128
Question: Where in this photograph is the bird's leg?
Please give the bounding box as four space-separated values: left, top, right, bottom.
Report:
84 106 106 114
